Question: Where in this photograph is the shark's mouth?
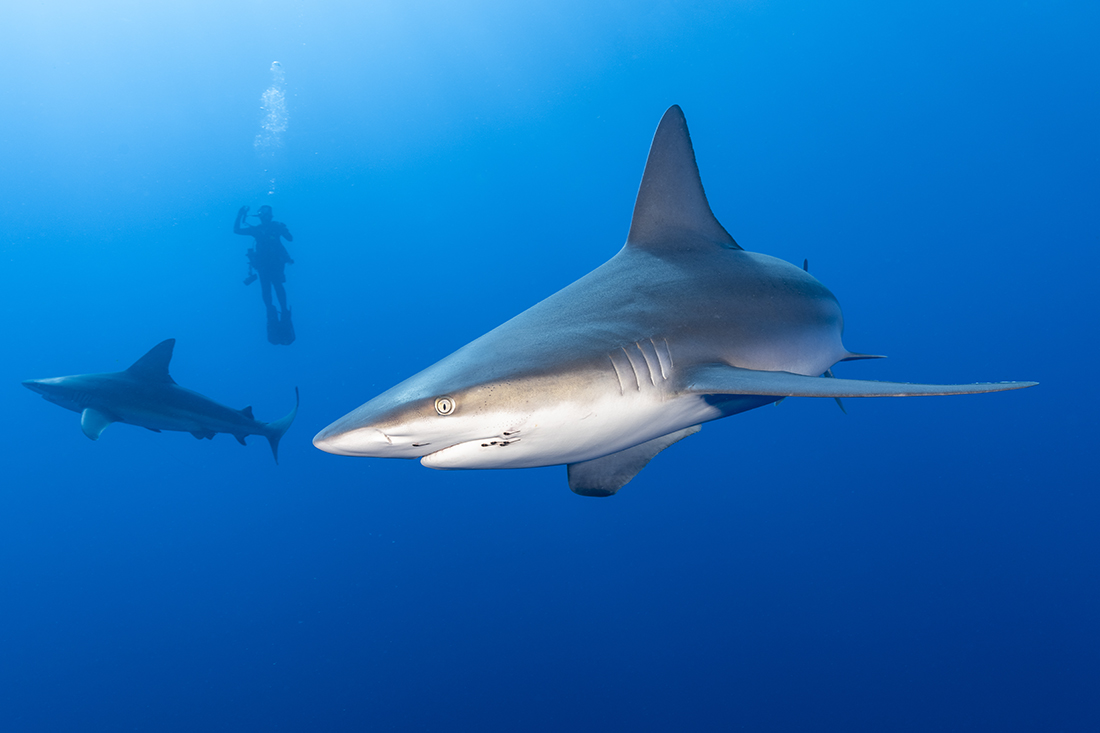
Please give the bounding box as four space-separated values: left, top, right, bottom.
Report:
420 431 523 469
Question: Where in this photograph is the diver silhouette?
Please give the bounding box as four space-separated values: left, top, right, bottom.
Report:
234 204 296 345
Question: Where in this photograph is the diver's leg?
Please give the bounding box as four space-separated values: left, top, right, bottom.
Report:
274 283 288 313
260 276 274 308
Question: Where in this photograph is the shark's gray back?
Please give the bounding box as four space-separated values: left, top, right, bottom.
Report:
393 244 847 400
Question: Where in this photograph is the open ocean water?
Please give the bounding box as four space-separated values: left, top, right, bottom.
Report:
1 1 1096 731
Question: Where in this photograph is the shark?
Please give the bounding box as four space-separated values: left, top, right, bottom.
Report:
313 105 1036 496
23 339 299 462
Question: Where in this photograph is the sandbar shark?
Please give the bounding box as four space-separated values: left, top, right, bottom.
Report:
24 339 298 462
313 106 1035 495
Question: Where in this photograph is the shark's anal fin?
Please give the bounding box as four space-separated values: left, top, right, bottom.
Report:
568 424 701 497
80 408 113 440
681 363 1038 398
126 339 177 385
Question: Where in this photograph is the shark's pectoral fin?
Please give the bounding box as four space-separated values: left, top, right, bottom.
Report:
681 363 1038 398
80 408 113 440
568 425 701 497
235 435 247 446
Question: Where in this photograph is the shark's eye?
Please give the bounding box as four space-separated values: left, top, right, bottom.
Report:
435 397 456 415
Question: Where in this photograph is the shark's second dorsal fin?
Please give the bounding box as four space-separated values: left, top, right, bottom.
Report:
626 105 740 252
126 339 177 384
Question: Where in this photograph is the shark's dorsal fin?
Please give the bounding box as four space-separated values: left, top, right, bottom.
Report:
627 105 740 252
240 406 254 419
126 339 177 384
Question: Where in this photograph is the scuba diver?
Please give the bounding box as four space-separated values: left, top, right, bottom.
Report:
234 204 296 345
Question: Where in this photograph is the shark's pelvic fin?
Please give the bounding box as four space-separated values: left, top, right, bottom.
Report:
567 424 701 497
126 339 177 385
264 387 299 464
626 105 740 252
80 408 113 440
823 368 847 414
682 363 1038 398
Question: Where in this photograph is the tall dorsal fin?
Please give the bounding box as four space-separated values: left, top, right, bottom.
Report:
626 105 740 252
126 339 177 384
240 406 254 419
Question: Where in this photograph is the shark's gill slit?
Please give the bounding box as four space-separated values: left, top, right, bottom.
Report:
636 340 661 386
607 354 627 395
618 347 642 391
652 338 671 379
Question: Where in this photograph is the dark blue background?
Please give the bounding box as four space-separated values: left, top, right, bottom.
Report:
2 1 1096 730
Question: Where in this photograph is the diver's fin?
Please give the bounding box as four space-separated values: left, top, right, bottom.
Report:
279 308 296 346
266 305 280 345
80 408 113 440
264 387 299 464
680 363 1038 398
568 425 701 497
126 339 177 384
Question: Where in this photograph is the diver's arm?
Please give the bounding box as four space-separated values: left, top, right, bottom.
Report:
233 206 249 234
281 223 293 242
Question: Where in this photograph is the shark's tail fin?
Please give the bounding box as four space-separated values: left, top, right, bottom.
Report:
265 387 299 464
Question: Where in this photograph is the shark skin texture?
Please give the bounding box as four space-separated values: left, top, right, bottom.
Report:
313 106 1036 496
23 339 298 463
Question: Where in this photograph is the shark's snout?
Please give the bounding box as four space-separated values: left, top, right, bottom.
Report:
22 378 55 396
312 425 392 456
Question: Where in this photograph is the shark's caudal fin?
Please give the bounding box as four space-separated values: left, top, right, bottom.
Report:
682 363 1038 398
126 339 177 384
626 105 741 252
264 387 299 464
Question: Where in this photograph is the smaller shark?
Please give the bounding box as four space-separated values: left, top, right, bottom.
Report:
23 339 298 462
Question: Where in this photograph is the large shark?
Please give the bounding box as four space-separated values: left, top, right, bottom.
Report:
23 339 299 462
314 106 1035 495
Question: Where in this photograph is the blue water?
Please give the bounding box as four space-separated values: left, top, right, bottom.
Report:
2 2 1096 730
